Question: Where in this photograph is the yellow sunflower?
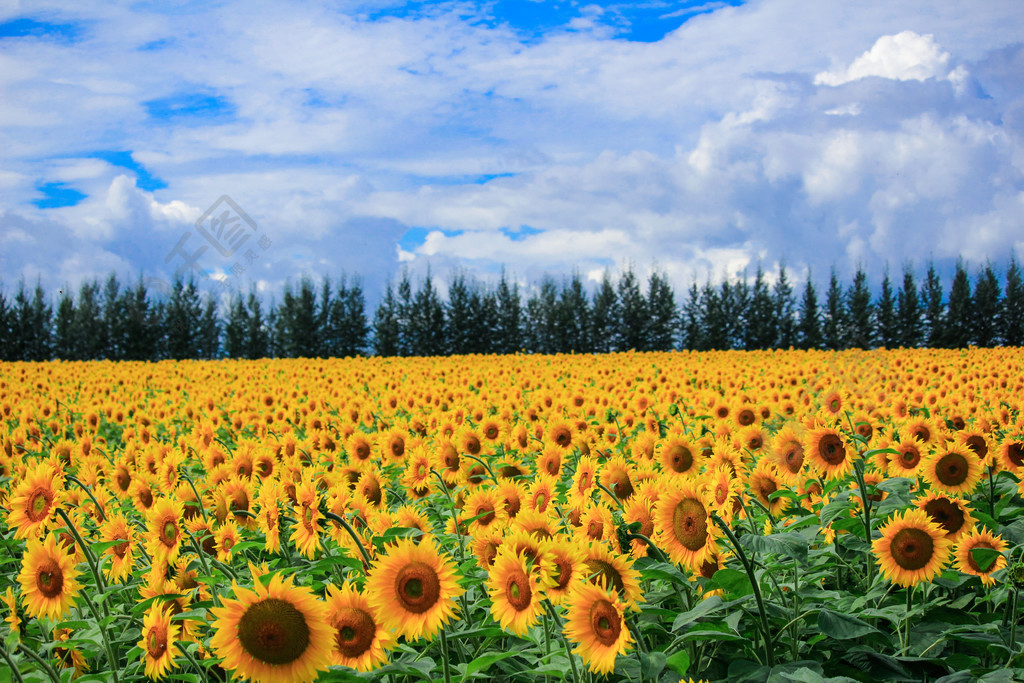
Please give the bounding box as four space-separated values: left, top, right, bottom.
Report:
563 581 633 675
921 444 983 495
17 532 82 621
915 492 976 542
654 481 719 572
209 574 333 683
99 513 136 583
805 426 853 481
888 439 924 478
873 508 952 587
289 474 322 559
538 537 584 606
954 527 1007 586
145 498 184 565
581 542 644 611
770 425 806 486
365 537 464 641
324 583 395 672
6 462 63 540
488 548 548 636
138 603 179 680
657 436 702 477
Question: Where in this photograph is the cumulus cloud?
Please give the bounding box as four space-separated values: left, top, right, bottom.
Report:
815 31 957 86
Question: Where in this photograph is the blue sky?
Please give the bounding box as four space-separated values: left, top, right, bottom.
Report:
1 0 1022 304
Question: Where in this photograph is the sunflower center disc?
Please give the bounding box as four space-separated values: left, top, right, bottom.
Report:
937 453 969 486
667 446 693 473
28 488 52 521
819 434 846 466
966 542 995 573
237 598 311 665
395 562 441 614
334 607 376 658
506 573 531 611
672 497 709 552
584 559 625 595
784 445 804 473
901 447 920 467
589 600 621 647
36 560 64 599
891 528 935 571
925 499 964 535
162 520 177 547
113 541 129 559
148 628 167 658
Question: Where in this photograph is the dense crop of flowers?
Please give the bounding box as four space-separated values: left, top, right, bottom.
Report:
0 347 1023 681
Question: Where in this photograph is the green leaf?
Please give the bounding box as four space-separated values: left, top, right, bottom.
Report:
709 567 753 597
640 652 667 680
820 497 853 527
672 595 726 631
665 650 691 676
460 651 520 681
817 609 880 640
970 547 1002 573
639 561 689 585
740 532 809 562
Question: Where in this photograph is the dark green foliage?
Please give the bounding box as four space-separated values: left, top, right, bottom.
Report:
945 259 972 348
1003 257 1024 347
373 282 401 357
972 263 1001 347
494 269 523 354
590 271 619 354
797 274 822 350
845 266 874 349
921 261 945 348
876 268 897 349
774 264 796 349
823 269 845 351
617 264 647 351
896 266 922 349
745 266 776 350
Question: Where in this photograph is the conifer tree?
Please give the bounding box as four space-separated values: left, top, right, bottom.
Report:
373 282 401 357
53 286 76 360
102 274 123 359
340 276 369 357
896 266 923 349
797 274 823 350
946 259 972 348
495 269 523 354
746 266 776 350
646 270 677 351
617 265 647 351
846 266 874 349
224 293 249 359
590 271 618 354
972 263 1001 347
1003 257 1024 347
246 289 270 359
559 272 592 353
876 267 897 349
74 280 105 360
681 281 705 351
408 270 446 356
165 277 203 360
922 261 945 347
823 268 845 350
774 264 796 348
446 271 475 355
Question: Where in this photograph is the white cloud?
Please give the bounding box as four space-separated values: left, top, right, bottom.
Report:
815 31 957 86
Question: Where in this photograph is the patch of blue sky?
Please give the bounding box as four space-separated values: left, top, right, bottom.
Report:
33 182 86 209
362 1 744 43
500 225 543 242
86 151 167 191
144 92 236 125
137 37 174 51
0 17 83 42
399 226 464 252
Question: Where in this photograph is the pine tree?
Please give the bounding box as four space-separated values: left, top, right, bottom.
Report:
198 296 220 359
340 276 369 357
224 292 249 358
746 266 776 350
846 266 874 349
0 287 11 361
246 290 270 359
495 269 523 354
1003 257 1024 347
319 278 338 358
876 267 897 349
122 277 158 361
774 264 796 348
373 282 401 357
922 261 945 348
797 275 823 350
704 280 729 350
823 268 845 350
446 271 475 355
896 266 923 349
590 271 618 354
53 286 76 360
165 278 203 360
13 281 53 361
946 260 972 348
681 281 705 351
102 274 122 360
646 270 677 351
408 270 446 356
972 263 1001 347
617 265 647 351
396 271 414 356
524 277 559 354
74 280 105 360
558 271 591 353
728 275 748 350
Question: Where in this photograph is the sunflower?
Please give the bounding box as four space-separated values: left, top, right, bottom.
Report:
701 465 740 524
873 508 952 587
365 537 464 641
996 436 1024 473
921 444 983 495
3 587 21 640
6 462 63 540
563 581 632 675
654 481 719 572
488 548 548 636
290 474 322 559
747 462 790 517
380 427 407 462
537 446 564 478
538 537 584 605
657 436 701 477
770 425 805 485
255 480 283 554
903 417 940 446
99 513 136 583
577 502 616 548
819 387 848 417
599 455 635 502
547 419 577 451
402 445 434 491
53 627 89 680
209 573 333 683
472 527 504 568
954 528 1007 586
581 542 644 610
346 433 375 465
461 487 508 534
915 492 976 542
138 603 179 680
621 495 656 558
17 532 81 621
805 426 853 481
325 583 395 672
528 476 557 514
457 427 484 458
888 439 924 478
215 520 242 563
146 498 184 565
569 455 599 508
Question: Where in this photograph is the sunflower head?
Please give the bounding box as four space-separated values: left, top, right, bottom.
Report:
563 580 633 675
873 508 952 588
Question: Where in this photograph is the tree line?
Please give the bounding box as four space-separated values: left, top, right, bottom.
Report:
0 258 1020 362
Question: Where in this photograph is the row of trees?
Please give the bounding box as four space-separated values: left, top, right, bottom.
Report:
0 258 1021 362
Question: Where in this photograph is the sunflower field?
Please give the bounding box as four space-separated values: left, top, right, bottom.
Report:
1 348 1023 683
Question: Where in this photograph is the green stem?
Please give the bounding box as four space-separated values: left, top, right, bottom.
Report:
439 627 452 683
15 641 61 683
461 453 498 483
711 513 775 666
179 469 210 524
852 459 874 587
989 466 997 521
321 510 373 571
180 642 211 683
1010 588 1020 664
544 601 582 683
902 585 913 655
65 475 107 522
80 590 121 683
54 508 109 618
0 640 26 683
